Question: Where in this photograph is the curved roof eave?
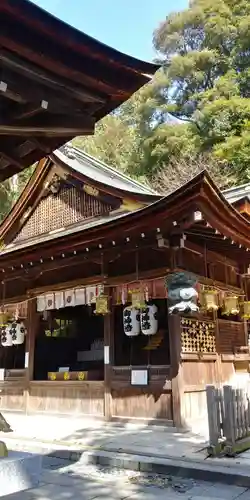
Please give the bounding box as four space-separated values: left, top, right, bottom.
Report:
1 170 250 262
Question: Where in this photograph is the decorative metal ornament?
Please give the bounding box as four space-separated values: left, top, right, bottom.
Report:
95 295 109 315
123 306 140 337
241 301 250 320
222 296 240 316
165 272 199 314
131 290 146 309
141 304 158 336
0 312 10 326
201 290 219 312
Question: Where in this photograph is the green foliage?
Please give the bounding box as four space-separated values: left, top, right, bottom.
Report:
0 165 35 223
1 0 249 223
73 0 250 188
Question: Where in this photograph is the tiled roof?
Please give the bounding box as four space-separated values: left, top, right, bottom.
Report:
54 145 159 197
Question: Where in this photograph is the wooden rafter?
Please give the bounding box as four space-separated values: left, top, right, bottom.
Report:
0 0 159 180
0 50 106 104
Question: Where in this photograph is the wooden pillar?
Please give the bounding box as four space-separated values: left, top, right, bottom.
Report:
168 314 185 428
24 297 38 413
103 287 114 421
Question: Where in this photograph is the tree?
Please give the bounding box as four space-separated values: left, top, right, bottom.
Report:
153 154 237 195
152 0 250 181
73 114 140 174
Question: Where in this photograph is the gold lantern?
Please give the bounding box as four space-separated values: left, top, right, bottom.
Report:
201 290 219 312
222 296 239 316
131 290 146 309
0 312 10 326
95 295 109 315
241 301 250 320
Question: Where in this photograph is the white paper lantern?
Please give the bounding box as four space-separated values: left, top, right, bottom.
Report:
12 322 26 345
123 307 140 337
141 304 158 336
1 325 13 347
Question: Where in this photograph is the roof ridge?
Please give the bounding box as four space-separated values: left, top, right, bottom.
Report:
223 182 250 194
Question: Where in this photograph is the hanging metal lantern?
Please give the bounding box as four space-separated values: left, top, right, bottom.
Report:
241 301 250 320
0 312 10 326
95 295 109 315
123 306 140 337
1 325 13 347
201 290 219 312
141 304 158 336
131 290 146 309
12 321 26 345
222 296 240 316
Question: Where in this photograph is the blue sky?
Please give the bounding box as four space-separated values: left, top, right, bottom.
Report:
30 0 188 62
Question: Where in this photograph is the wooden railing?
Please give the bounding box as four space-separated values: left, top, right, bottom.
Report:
206 384 250 456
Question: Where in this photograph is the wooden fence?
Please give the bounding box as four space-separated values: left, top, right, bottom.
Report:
206 384 250 456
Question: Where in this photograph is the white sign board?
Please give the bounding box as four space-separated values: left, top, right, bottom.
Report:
104 346 110 365
131 369 148 386
25 352 29 368
58 367 70 373
0 369 5 381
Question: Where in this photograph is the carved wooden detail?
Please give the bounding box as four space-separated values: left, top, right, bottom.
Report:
181 318 216 353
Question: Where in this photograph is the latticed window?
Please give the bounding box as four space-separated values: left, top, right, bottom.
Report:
14 185 112 243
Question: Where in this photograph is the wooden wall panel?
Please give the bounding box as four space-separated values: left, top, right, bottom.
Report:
183 361 217 387
221 362 235 383
183 390 207 422
0 388 25 411
27 382 104 416
111 388 172 421
218 320 245 354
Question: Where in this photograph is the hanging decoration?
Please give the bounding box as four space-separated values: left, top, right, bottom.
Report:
1 325 13 347
131 289 146 309
200 290 219 312
37 285 103 312
222 295 240 316
95 295 109 315
0 312 10 326
241 301 250 320
123 306 140 336
165 272 199 314
11 321 26 345
140 304 158 336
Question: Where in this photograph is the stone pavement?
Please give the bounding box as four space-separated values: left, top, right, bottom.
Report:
2 412 250 487
0 412 209 461
1 459 250 500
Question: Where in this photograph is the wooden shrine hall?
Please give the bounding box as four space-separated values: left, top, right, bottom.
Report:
0 0 250 429
0 0 158 180
0 144 249 428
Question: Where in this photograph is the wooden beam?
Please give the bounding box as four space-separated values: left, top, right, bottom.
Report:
183 239 238 268
0 80 26 104
31 138 52 154
104 286 114 421
0 49 106 104
0 124 94 136
0 151 25 170
168 314 185 428
7 103 48 122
